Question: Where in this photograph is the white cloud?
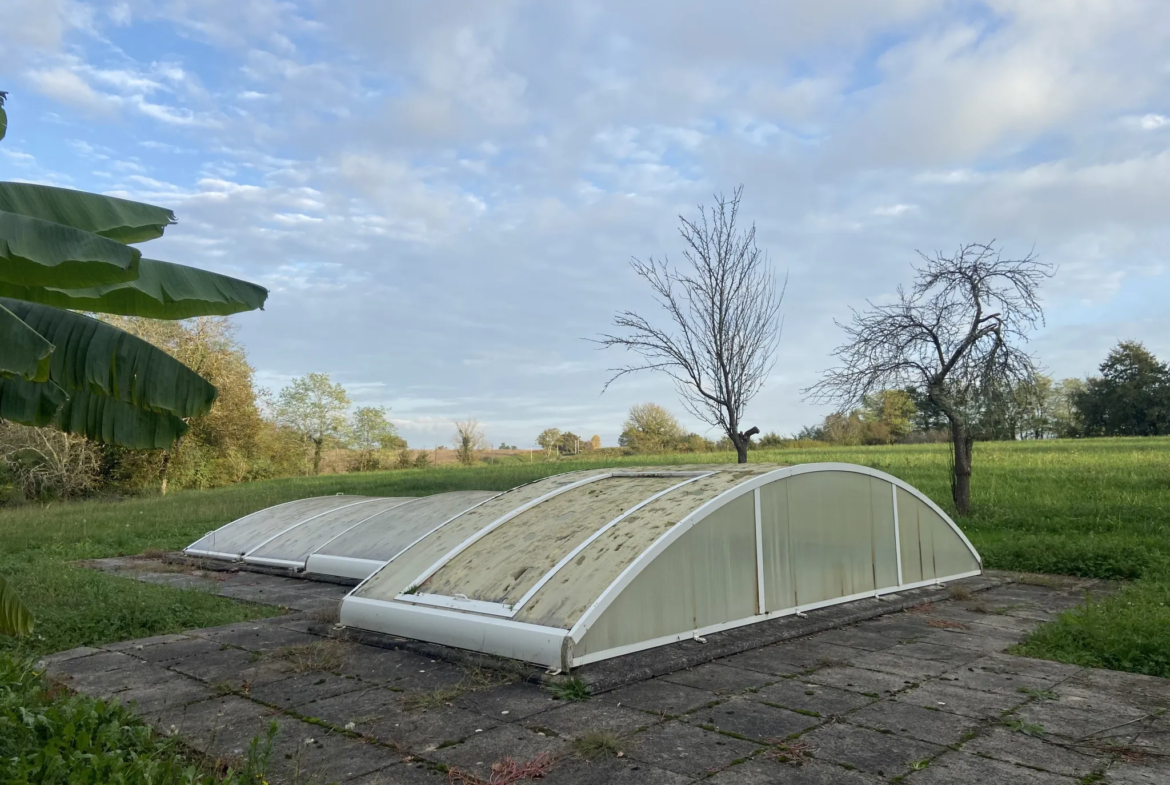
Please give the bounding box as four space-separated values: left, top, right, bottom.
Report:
26 67 119 114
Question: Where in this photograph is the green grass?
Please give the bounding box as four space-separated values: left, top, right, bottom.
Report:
1 437 1168 674
0 651 278 784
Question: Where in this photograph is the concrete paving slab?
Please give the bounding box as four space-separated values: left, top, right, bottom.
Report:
848 649 955 680
150 695 281 754
800 722 944 777
340 649 467 692
247 671 364 710
885 640 986 665
689 696 821 742
191 622 318 652
903 750 1078 784
897 680 1029 719
540 756 694 784
606 678 717 716
705 758 885 784
752 639 862 671
716 646 806 677
455 681 558 721
962 726 1106 778
847 698 982 746
102 633 190 651
428 724 568 781
805 665 918 696
130 636 225 664
262 721 398 783
658 662 773 694
363 702 502 753
812 626 903 652
527 697 656 741
1014 699 1150 742
1105 756 1170 785
624 721 759 777
346 762 459 784
750 678 875 717
116 677 214 717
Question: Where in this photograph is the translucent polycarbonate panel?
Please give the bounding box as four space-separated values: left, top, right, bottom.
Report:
421 476 681 605
244 497 413 566
353 470 612 602
896 487 978 581
897 487 927 583
870 479 899 590
185 496 374 559
314 491 497 561
788 472 877 606
575 492 757 658
759 480 795 611
515 464 781 628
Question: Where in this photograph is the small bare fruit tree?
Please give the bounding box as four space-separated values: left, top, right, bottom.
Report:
805 242 1052 515
598 187 785 464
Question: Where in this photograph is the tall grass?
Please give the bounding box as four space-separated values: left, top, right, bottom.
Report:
1 437 1167 672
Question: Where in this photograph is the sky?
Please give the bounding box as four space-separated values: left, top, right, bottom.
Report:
3 0 1169 449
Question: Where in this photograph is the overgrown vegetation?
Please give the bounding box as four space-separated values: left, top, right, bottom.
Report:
0 651 276 784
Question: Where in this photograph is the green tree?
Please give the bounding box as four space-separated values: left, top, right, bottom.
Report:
1076 341 1170 436
558 430 582 455
275 373 351 475
860 389 918 443
619 403 686 453
1051 378 1085 437
452 419 486 466
0 92 266 635
536 428 562 459
349 405 403 471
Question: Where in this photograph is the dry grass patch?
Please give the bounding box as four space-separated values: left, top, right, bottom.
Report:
573 731 622 759
947 585 974 601
308 604 340 625
927 618 970 630
270 639 350 674
400 665 518 711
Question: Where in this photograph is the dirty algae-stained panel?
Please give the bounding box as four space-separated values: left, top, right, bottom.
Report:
314 491 497 561
870 477 900 590
516 464 783 629
421 476 682 605
897 486 978 581
760 479 795 611
788 471 877 607
353 470 612 602
186 496 375 558
897 486 929 583
574 492 757 658
244 497 413 565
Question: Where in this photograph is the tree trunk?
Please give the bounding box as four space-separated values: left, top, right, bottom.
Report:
949 420 974 515
731 435 748 464
312 438 324 475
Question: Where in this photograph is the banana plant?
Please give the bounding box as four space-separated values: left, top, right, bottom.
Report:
0 91 269 635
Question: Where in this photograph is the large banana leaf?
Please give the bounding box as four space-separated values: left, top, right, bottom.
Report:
0 374 66 426
2 299 217 418
53 387 188 449
0 302 52 381
0 258 268 319
0 575 33 637
0 183 175 245
0 376 186 449
0 211 140 287
0 99 6 143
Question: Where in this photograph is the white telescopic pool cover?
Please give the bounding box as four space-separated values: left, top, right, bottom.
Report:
339 463 983 671
184 490 496 578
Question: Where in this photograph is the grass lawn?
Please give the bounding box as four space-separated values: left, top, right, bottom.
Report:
2 437 1168 675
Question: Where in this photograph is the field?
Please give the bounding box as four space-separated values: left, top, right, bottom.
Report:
1 437 1168 676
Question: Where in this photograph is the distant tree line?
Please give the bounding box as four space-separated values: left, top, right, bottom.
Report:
799 340 1169 444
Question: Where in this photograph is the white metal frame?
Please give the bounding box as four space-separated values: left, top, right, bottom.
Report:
184 494 352 559
340 463 982 671
393 471 713 617
239 497 386 565
567 463 980 649
753 488 766 615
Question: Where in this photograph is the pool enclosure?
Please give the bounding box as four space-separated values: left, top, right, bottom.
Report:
184 491 496 579
339 463 981 671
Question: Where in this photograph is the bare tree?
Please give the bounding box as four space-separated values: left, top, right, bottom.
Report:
597 187 785 463
805 242 1052 514
452 419 486 466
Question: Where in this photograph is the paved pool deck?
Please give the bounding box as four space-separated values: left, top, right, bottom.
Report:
41 559 1170 784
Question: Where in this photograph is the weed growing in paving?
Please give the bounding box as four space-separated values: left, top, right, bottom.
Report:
548 676 591 701
271 640 350 674
447 753 554 785
1002 717 1046 737
573 731 623 759
0 651 277 784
